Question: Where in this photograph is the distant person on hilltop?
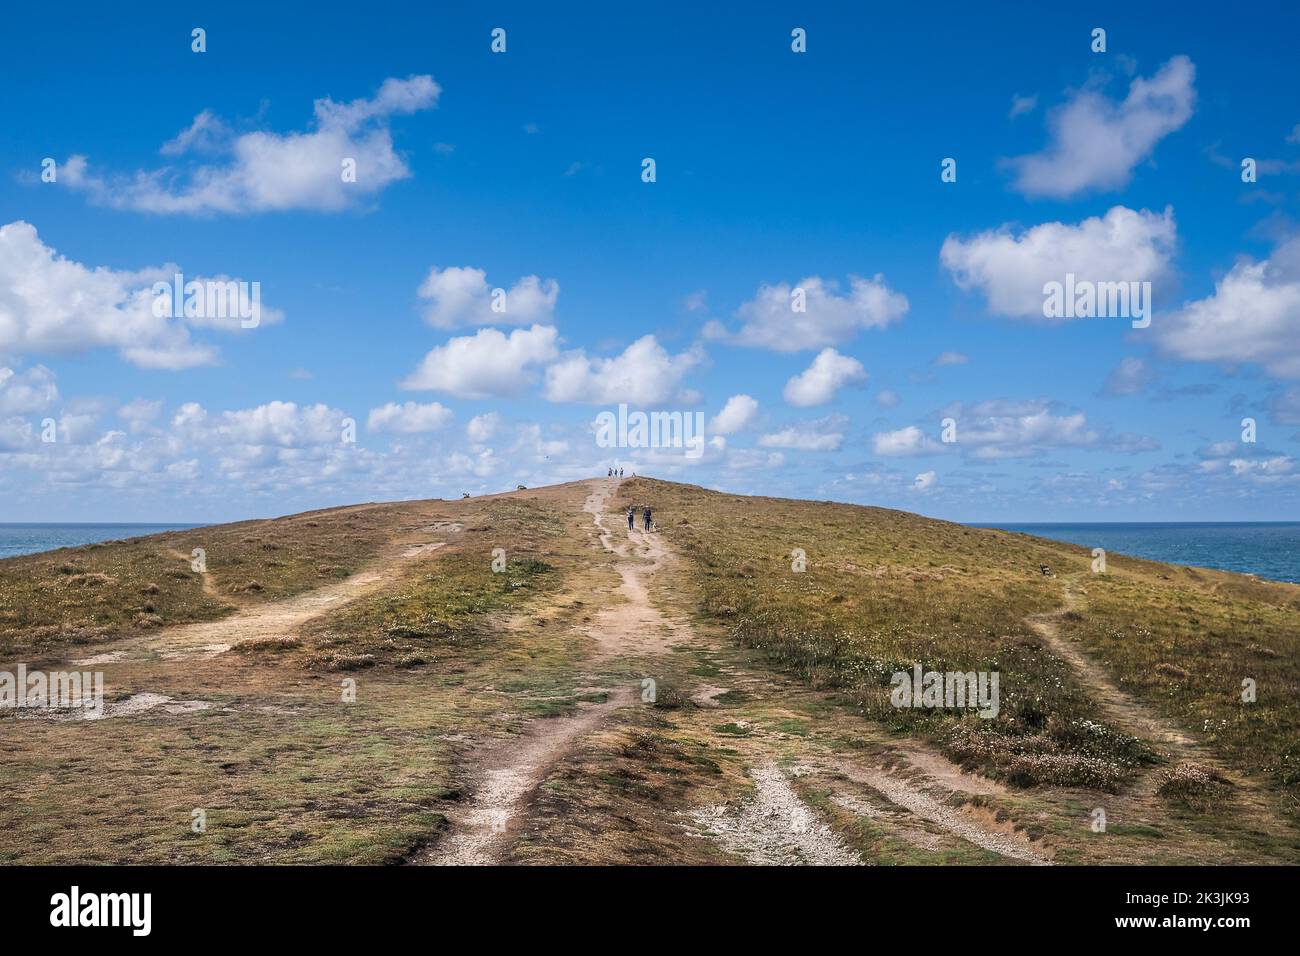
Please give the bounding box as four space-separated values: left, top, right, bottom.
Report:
643 506 653 532
607 467 612 477
627 506 636 531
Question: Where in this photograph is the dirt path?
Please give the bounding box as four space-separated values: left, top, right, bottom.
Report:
682 743 1052 865
805 757 1050 864
680 722 1052 865
1024 581 1287 836
421 478 1061 866
1025 585 1198 752
580 482 685 661
686 761 863 866
418 478 682 865
66 542 453 667
415 687 632 865
165 548 222 598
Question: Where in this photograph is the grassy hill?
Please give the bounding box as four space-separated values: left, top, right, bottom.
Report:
0 489 589 863
2 477 1297 864
624 478 1300 821
0 501 412 658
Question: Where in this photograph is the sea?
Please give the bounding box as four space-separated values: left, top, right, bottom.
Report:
2 520 1298 585
972 521 1300 584
0 523 205 560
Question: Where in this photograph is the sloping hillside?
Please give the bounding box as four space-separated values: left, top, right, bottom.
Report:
2 477 1296 865
627 479 1300 830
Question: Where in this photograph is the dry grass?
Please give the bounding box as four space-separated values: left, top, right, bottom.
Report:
1055 554 1300 815
0 487 600 864
617 477 1300 818
4 477 1297 864
292 499 566 669
620 479 1159 791
0 502 423 658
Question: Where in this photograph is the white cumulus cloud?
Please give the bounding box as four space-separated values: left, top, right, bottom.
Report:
941 399 1111 460
367 400 453 433
402 325 560 399
940 206 1175 320
758 415 845 451
1227 457 1297 484
709 274 907 351
709 394 759 434
467 412 501 444
872 425 945 457
1007 56 1195 198
543 335 702 405
783 348 868 407
418 266 558 329
173 400 349 447
0 365 58 414
0 220 276 369
61 75 440 214
1153 236 1300 379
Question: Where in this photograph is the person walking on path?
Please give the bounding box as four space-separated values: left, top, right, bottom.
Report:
643 506 653 532
627 506 636 531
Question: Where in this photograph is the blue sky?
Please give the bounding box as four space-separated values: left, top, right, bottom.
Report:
3 1 1300 522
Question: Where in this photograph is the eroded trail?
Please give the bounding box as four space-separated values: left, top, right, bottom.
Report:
418 478 678 865
680 720 1051 866
1025 582 1283 828
11 479 1293 865
422 478 1061 866
415 687 631 865
803 757 1049 864
1026 586 1197 752
580 483 685 661
66 543 451 668
686 761 862 866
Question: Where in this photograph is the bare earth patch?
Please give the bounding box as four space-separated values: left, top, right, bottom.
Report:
685 761 863 866
14 693 215 722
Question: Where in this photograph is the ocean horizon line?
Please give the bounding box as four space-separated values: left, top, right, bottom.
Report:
970 520 1300 527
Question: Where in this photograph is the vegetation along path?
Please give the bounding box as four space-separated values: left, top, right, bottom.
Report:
3 477 1296 865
